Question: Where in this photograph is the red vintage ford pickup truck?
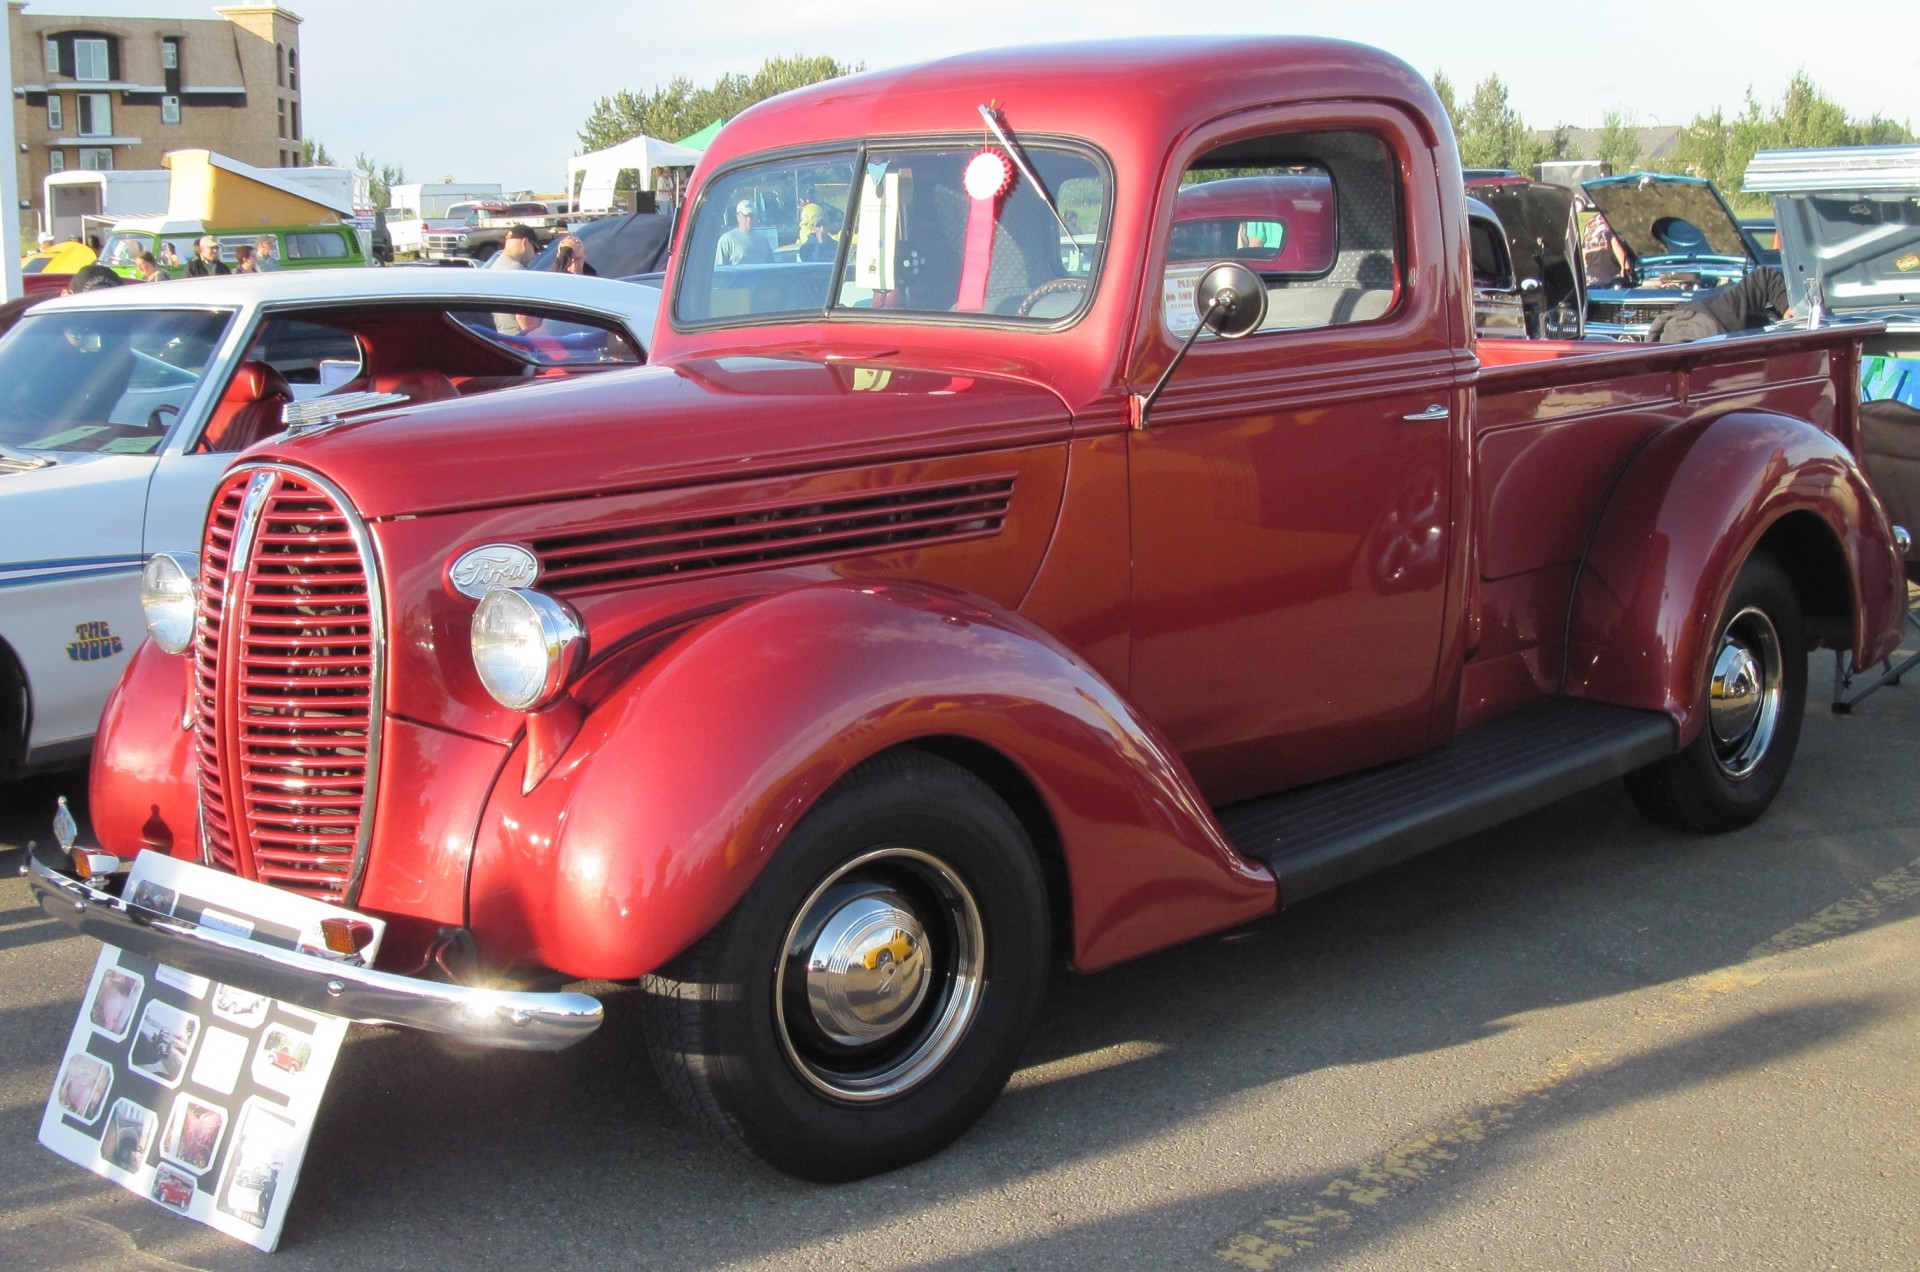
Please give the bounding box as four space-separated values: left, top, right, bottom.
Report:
33 37 1908 1181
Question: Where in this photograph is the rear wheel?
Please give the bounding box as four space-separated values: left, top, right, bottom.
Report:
1626 553 1806 831
640 751 1049 1181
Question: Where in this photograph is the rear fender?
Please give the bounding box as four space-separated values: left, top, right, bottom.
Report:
469 581 1275 980
1566 410 1905 741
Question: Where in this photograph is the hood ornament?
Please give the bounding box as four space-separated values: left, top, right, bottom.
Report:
281 390 413 437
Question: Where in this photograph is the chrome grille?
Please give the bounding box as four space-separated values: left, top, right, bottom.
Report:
192 466 382 903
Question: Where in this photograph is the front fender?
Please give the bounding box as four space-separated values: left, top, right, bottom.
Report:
469 581 1275 980
1566 409 1906 741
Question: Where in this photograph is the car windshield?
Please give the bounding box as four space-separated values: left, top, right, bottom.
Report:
0 308 233 454
674 142 1108 327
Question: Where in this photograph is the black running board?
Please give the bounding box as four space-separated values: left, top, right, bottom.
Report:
1216 699 1675 905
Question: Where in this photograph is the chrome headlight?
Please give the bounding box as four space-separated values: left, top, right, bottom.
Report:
140 552 201 656
471 587 585 712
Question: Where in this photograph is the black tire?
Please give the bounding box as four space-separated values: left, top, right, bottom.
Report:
470 242 498 263
639 751 1049 1181
1626 553 1806 831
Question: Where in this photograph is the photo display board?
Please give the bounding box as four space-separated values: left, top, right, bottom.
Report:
40 852 384 1251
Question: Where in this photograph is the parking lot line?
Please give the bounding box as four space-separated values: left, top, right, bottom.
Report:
1211 853 1920 1270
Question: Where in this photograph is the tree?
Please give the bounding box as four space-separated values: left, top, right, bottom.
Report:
1596 110 1641 173
1455 74 1543 173
1430 70 1460 138
579 54 860 155
353 152 406 211
300 137 336 168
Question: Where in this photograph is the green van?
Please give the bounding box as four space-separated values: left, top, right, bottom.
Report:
99 218 368 278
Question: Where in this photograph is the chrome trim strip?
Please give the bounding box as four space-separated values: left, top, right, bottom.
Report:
217 462 389 907
28 855 602 1050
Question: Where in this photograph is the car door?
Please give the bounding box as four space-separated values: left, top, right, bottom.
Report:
1127 105 1467 804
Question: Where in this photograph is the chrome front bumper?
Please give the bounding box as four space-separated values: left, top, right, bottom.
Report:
26 852 603 1051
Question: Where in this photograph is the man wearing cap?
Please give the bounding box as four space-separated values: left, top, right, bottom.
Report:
716 199 772 266
490 224 541 271
489 225 544 335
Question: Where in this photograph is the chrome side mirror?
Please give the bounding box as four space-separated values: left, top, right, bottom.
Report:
1133 261 1269 429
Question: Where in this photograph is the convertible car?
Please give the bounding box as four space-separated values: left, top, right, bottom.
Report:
0 269 660 777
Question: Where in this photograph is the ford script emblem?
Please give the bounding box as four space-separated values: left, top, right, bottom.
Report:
448 544 539 598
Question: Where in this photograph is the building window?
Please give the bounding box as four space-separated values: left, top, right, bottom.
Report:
44 37 60 74
162 96 181 125
74 38 109 82
276 99 286 138
49 151 67 173
276 43 285 88
291 102 300 142
161 39 178 70
287 49 298 91
47 95 63 130
78 148 113 171
76 93 112 137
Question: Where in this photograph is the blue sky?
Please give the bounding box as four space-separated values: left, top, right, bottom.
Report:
15 1 1916 193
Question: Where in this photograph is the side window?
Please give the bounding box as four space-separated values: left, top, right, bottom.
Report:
284 231 348 260
245 319 364 396
1164 129 1401 336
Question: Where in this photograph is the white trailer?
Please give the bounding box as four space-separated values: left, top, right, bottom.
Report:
43 170 171 242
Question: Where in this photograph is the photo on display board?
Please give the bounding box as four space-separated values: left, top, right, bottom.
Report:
160 1094 228 1174
99 1098 158 1172
88 966 143 1041
216 1100 297 1230
54 1051 113 1124
129 999 199 1088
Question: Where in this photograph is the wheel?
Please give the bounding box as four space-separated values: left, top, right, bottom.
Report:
640 751 1049 1180
1626 553 1806 831
1015 277 1090 318
471 243 499 263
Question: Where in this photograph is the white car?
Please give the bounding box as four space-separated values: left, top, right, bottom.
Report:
0 268 661 777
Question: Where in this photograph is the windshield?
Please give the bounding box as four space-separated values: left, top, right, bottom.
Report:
0 308 233 454
674 142 1108 327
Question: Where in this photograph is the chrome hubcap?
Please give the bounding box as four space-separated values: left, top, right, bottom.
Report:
775 847 983 1102
1707 605 1782 781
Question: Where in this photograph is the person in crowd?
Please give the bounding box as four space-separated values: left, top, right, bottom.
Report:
491 225 541 271
186 235 230 277
233 245 258 273
65 263 124 294
491 226 544 335
133 252 166 282
552 234 597 275
158 242 181 271
1582 212 1632 287
254 235 280 271
1650 265 1793 343
716 200 772 266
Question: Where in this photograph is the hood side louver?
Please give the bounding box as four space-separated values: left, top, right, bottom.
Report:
532 474 1017 595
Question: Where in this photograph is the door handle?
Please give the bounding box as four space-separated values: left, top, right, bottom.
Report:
1401 404 1450 421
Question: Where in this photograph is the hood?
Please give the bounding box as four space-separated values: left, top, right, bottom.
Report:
1745 146 1920 320
1467 178 1583 313
1583 173 1754 264
251 355 1073 519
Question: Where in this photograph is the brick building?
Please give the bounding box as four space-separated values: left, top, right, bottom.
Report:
8 3 305 242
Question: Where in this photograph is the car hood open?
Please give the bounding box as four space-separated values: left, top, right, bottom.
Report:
1584 173 1754 265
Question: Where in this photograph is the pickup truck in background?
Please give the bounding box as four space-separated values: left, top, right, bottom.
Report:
36 37 1908 1185
422 200 571 262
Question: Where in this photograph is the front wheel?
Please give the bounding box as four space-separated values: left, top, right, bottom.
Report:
1626 553 1806 831
640 751 1050 1180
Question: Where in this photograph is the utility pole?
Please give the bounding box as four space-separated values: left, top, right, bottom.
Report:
1 6 20 301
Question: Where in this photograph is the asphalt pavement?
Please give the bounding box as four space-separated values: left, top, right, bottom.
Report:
2 657 1916 1270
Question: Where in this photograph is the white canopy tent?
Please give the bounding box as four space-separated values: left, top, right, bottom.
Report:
567 135 704 214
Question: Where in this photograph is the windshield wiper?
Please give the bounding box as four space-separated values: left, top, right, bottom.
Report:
977 104 1083 250
0 444 55 473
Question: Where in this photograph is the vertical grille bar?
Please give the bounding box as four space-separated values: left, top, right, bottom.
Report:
192 466 384 904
